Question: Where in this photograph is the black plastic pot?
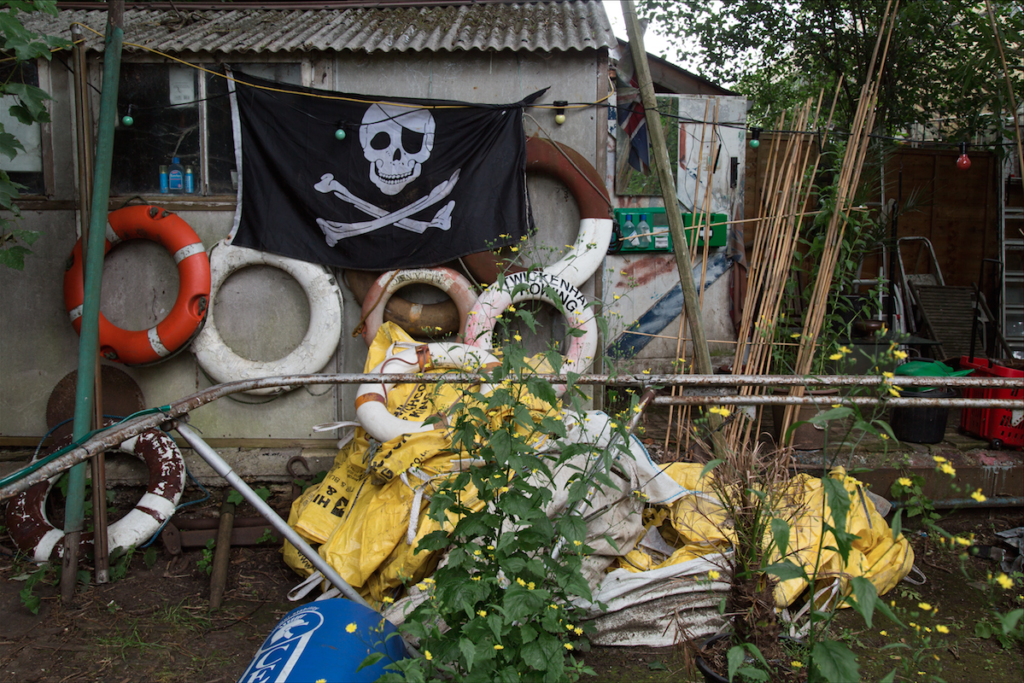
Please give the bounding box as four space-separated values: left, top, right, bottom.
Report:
889 387 956 444
695 634 730 683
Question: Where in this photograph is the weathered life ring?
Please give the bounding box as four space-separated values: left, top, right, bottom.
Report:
464 271 598 392
5 428 186 563
343 137 611 334
191 239 344 396
346 269 461 337
63 205 211 365
360 268 477 346
355 342 499 443
463 137 613 287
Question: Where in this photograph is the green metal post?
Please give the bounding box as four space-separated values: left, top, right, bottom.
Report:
62 5 124 604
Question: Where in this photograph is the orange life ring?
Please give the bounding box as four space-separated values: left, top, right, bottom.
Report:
63 206 211 365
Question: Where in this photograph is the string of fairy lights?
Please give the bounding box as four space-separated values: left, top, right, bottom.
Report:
25 22 1022 167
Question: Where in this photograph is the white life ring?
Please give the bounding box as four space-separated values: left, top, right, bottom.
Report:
360 267 478 346
191 239 344 395
461 137 613 288
463 271 598 391
356 342 499 443
5 429 187 563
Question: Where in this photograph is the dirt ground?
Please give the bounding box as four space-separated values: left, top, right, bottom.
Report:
1 499 1021 682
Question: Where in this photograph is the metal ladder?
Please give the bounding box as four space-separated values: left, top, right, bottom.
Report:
999 146 1024 359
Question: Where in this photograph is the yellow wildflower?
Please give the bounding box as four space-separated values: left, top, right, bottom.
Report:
882 371 895 379
478 610 487 617
471 576 481 581
566 624 575 631
494 644 504 650
564 643 574 651
918 602 932 611
879 630 888 636
708 570 721 580
791 661 803 669
509 246 519 252
996 573 1013 590
499 486 510 494
527 582 535 590
939 462 956 476
574 627 583 635
382 596 394 604
642 369 651 375
933 455 947 463
880 433 889 440
425 651 433 661
829 353 843 361
613 294 621 300
887 385 902 397
893 350 908 359
897 477 913 487
790 333 801 339
573 540 582 546
633 405 642 413
346 623 357 633
514 333 522 342
971 489 986 502
708 406 731 417
954 536 971 546
936 625 950 634
516 577 526 587
839 346 851 354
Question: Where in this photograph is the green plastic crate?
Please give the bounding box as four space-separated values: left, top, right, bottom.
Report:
610 208 727 253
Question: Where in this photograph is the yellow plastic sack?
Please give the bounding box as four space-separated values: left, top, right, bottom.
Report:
292 436 373 544
651 463 913 608
282 484 320 578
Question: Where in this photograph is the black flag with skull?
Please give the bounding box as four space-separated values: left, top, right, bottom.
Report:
229 71 543 270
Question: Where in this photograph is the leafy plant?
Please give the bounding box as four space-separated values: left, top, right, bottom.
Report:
1 0 70 270
369 269 618 682
196 538 215 575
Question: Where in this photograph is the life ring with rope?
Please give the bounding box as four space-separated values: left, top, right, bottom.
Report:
358 268 478 346
63 205 211 365
343 137 611 336
355 342 499 443
463 270 598 395
5 428 187 563
191 239 344 396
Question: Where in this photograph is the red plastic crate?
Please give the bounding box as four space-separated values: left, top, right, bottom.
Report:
959 356 1024 449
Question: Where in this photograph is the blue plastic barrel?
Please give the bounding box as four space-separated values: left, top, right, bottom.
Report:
237 599 406 682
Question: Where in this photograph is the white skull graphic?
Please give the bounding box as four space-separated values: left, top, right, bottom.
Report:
359 104 435 195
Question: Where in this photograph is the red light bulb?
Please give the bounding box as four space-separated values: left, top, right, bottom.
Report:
956 142 971 170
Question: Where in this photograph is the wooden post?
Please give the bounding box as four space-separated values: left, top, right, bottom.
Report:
619 0 727 453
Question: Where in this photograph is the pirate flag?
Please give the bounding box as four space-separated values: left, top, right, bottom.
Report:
229 71 542 269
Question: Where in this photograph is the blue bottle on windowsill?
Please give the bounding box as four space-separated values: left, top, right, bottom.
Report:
168 157 184 194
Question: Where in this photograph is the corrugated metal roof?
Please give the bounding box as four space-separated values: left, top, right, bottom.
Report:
26 2 616 55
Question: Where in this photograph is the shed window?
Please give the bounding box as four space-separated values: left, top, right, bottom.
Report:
110 63 300 197
0 60 46 196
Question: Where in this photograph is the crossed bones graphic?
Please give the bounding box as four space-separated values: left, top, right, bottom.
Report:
314 170 459 246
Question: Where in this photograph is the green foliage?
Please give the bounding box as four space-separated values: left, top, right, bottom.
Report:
196 538 215 575
18 562 56 614
1 0 70 269
109 545 135 582
227 486 271 507
370 275 610 682
143 545 158 569
637 0 1024 141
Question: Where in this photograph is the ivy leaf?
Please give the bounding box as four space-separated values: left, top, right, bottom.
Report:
762 560 805 582
810 640 858 683
459 638 477 673
770 516 789 557
848 576 877 628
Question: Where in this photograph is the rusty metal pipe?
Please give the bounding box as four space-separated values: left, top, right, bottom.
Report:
2 372 1020 501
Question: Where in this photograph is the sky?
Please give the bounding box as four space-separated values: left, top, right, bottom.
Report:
601 1 692 69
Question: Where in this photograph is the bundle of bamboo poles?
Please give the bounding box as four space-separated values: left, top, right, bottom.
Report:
717 0 900 452
722 97 830 451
